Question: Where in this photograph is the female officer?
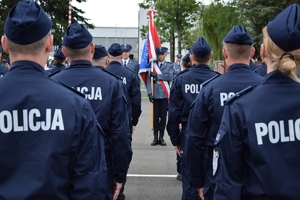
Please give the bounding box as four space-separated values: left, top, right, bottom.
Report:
214 4 300 200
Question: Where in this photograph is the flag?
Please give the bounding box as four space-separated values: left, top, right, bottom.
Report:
139 33 150 88
147 10 161 61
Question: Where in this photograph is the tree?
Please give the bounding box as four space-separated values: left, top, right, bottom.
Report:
139 0 200 62
199 0 243 60
238 0 300 59
0 0 94 47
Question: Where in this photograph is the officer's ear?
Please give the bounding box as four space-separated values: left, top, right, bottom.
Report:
260 43 266 60
222 48 228 59
45 34 53 53
209 51 214 59
1 36 9 53
62 47 68 58
90 43 95 54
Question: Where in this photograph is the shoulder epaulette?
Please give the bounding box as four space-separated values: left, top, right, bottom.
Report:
58 81 85 98
225 85 256 105
100 68 122 80
201 74 220 88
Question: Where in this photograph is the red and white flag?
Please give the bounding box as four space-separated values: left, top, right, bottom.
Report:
147 10 161 61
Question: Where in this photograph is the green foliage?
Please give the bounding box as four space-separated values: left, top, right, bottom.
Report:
237 0 300 59
0 0 94 46
200 0 244 60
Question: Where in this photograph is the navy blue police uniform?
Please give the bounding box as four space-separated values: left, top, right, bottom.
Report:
186 25 264 200
167 37 219 199
105 43 141 199
214 4 300 199
47 47 66 74
0 65 8 77
50 24 132 200
106 43 142 130
0 1 107 199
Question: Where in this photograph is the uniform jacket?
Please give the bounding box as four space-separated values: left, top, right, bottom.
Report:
106 61 142 126
167 64 219 146
124 59 139 79
51 60 132 184
186 64 263 190
173 62 182 77
46 63 66 74
215 70 300 199
146 61 174 99
0 61 107 199
0 65 8 77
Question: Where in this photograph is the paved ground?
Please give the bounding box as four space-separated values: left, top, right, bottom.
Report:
122 88 182 200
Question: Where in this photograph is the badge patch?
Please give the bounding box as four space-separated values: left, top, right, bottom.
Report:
212 148 219 176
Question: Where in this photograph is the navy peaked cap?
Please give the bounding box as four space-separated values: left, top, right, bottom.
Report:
176 54 182 58
192 37 211 57
4 0 52 45
182 53 190 63
268 4 300 52
54 47 66 60
121 44 132 51
224 25 253 45
108 43 123 56
156 47 168 53
93 45 108 59
63 23 92 49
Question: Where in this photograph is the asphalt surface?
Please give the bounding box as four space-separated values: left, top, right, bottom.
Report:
122 88 182 200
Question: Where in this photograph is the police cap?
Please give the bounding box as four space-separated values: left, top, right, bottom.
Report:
4 0 52 45
54 47 66 60
176 54 182 58
182 53 190 63
108 43 123 56
156 47 168 53
268 4 300 52
121 44 132 52
192 36 211 57
224 25 253 45
63 23 92 49
93 45 108 59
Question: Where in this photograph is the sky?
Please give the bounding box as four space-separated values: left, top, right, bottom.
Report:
72 0 211 27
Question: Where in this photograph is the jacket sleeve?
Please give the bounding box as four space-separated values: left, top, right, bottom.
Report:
110 81 133 183
69 102 107 200
157 64 174 82
214 104 246 200
130 74 142 126
185 88 210 188
167 77 183 146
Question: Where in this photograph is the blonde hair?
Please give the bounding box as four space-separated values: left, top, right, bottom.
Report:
263 26 300 82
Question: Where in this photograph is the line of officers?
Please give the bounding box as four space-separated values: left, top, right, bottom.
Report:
166 3 300 200
0 1 143 200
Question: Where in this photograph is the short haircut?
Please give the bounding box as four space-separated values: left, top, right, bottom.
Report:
223 42 252 60
64 45 90 59
6 32 50 56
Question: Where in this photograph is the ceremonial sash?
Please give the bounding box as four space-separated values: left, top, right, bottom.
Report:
153 63 170 99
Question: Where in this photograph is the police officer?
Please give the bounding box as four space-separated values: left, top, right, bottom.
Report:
174 54 182 76
0 45 8 77
106 43 142 200
214 4 300 199
47 47 66 74
121 44 139 79
50 24 132 200
147 47 174 146
167 37 219 199
186 25 264 200
0 1 106 199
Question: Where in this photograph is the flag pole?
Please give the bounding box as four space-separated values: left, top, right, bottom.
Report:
149 2 155 130
68 0 72 26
